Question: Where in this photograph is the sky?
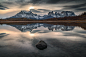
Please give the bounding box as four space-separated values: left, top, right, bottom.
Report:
0 0 86 18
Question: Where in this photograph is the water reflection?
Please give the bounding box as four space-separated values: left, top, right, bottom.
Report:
10 23 75 32
0 23 86 57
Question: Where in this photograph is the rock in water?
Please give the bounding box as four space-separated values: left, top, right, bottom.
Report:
36 40 47 50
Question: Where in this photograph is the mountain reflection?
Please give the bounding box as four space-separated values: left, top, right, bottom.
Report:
0 23 86 57
10 23 75 32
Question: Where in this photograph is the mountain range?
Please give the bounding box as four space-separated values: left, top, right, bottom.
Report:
9 10 75 20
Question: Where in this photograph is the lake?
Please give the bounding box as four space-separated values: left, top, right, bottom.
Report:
0 23 86 57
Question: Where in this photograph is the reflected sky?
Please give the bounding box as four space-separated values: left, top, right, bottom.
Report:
0 24 86 57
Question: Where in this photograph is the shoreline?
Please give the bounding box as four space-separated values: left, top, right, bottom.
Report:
0 21 86 23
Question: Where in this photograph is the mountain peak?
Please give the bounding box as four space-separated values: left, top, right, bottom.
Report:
19 10 32 14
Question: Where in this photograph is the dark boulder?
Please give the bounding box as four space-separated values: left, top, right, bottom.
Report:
36 40 47 50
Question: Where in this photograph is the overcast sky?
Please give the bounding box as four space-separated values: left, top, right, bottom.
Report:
0 0 86 18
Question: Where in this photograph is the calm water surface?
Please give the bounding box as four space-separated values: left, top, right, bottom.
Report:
0 23 86 57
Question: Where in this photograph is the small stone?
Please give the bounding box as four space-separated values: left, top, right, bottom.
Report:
36 40 47 50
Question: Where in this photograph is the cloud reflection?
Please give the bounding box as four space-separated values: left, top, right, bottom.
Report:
0 33 9 39
0 24 86 57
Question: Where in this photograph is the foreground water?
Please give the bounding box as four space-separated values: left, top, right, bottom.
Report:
0 23 86 57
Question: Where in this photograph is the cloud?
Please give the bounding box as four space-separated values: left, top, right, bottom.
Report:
1 0 86 4
53 10 62 12
76 8 86 11
63 3 86 9
2 2 14 4
37 9 51 12
0 45 11 48
30 0 43 4
16 0 25 2
0 0 86 18
63 3 86 12
0 4 9 10
29 0 86 4
30 9 42 13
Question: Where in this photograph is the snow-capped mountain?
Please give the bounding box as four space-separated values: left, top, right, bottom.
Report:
10 10 44 19
9 10 75 20
10 23 75 32
48 11 75 18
